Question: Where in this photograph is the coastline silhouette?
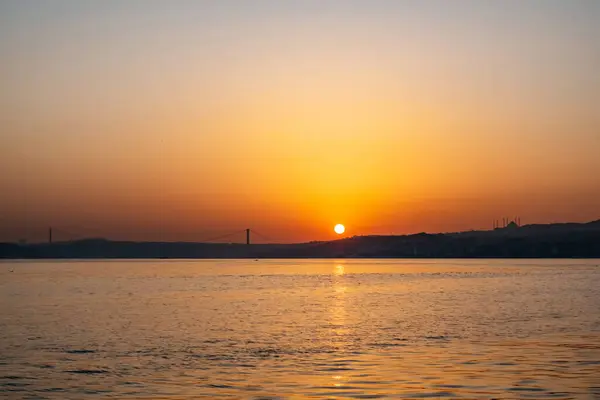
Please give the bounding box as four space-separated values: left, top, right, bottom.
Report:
2 219 599 259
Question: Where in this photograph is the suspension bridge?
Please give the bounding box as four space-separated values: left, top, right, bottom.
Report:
44 226 276 245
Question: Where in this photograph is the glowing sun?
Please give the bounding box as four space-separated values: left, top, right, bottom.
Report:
334 224 345 235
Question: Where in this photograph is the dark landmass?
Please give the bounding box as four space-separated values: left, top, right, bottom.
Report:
1 220 599 259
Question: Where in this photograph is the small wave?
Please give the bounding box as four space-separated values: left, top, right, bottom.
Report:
433 384 467 389
205 383 235 389
507 386 546 392
1 382 30 388
317 367 354 372
310 391 380 398
40 387 66 392
65 369 108 374
65 349 96 354
367 342 407 348
315 385 368 390
576 360 600 365
353 380 392 385
424 336 451 340
403 391 457 398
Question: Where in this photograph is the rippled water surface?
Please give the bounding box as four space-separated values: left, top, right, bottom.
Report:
1 259 599 399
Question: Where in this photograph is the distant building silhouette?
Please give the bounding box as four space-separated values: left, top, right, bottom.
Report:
505 221 519 229
494 217 521 230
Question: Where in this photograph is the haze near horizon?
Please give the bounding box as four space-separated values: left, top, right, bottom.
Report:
1 0 599 243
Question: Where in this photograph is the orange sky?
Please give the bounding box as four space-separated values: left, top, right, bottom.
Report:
1 1 599 243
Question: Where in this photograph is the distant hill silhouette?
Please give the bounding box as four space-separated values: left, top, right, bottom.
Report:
1 220 599 259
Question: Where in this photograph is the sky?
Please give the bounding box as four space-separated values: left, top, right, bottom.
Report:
1 0 599 243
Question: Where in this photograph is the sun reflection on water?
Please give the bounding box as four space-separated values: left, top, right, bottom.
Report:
332 374 345 388
330 262 349 356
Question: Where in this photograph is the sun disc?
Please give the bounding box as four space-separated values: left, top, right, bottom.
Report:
334 224 345 235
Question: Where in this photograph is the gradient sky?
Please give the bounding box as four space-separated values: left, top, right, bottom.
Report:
1 0 599 243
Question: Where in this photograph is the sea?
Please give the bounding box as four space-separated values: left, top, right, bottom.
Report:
1 259 599 399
